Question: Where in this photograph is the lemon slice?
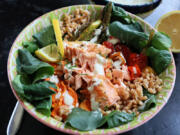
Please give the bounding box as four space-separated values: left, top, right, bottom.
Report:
35 44 61 62
155 11 180 53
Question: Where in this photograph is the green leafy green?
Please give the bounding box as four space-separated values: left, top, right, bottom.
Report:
151 32 172 50
111 3 143 32
109 21 149 51
33 96 52 116
33 25 56 47
111 3 132 24
143 87 153 98
99 111 135 128
66 108 135 131
23 81 56 101
139 96 156 112
22 41 39 53
33 67 54 83
12 75 56 101
65 108 103 131
146 46 171 74
139 88 156 112
16 49 54 82
12 75 25 96
12 75 56 116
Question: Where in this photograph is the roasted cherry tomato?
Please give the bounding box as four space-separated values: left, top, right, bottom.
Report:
114 44 121 52
128 64 141 80
102 41 115 54
127 53 147 70
115 45 131 60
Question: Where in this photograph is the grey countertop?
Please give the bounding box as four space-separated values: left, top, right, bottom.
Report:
145 0 180 26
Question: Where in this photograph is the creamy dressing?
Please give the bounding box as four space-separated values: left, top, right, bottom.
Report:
49 75 59 84
90 26 102 43
90 36 98 43
87 78 103 110
107 37 119 45
94 63 104 75
88 78 102 92
113 60 122 69
110 0 153 5
133 67 137 74
72 57 76 66
63 91 74 106
55 92 61 99
63 41 68 48
120 81 127 88
96 54 105 64
93 54 106 75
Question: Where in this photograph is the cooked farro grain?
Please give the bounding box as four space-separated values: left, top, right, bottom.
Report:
60 9 91 40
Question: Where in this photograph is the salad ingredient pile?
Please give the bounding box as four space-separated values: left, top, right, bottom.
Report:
12 2 172 131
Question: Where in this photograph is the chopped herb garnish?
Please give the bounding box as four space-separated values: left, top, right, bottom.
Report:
65 63 77 70
104 106 109 111
79 73 88 76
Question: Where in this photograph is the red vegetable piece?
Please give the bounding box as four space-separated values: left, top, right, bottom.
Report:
102 41 115 54
118 45 131 60
128 64 141 80
114 44 121 52
127 53 147 70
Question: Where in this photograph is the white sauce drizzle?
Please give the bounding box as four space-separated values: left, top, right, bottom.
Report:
87 78 102 110
113 60 122 69
63 91 74 106
49 75 59 84
55 92 61 99
133 67 137 74
94 63 104 75
107 37 119 45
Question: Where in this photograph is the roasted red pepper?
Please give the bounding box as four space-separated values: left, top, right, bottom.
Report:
115 45 131 60
127 53 147 70
102 41 115 54
128 64 141 80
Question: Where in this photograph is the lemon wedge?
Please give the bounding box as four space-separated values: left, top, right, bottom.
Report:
35 44 61 62
52 19 64 57
155 11 180 53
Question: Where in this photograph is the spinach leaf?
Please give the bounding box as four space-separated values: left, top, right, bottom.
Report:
111 3 143 32
109 21 149 51
22 41 39 53
33 67 54 83
138 96 156 112
17 49 54 82
12 75 56 116
111 3 132 24
12 75 56 101
138 87 156 112
33 25 56 47
12 75 25 96
33 96 52 116
65 108 103 131
151 32 172 50
23 81 56 101
146 47 171 74
99 111 135 128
